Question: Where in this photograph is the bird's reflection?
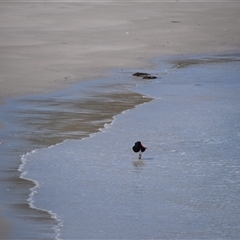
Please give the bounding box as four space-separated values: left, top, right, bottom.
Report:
132 159 145 168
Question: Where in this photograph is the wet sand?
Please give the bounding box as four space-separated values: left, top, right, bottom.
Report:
0 212 10 240
0 1 240 239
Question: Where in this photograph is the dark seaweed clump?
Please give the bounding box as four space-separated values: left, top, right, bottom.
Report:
133 72 157 79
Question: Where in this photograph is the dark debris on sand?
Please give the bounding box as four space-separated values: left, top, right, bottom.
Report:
133 72 157 79
142 75 157 79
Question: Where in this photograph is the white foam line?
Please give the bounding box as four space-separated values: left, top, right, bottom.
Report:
19 150 64 240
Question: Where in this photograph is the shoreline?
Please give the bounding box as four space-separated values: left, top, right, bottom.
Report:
16 54 240 239
1 51 239 239
0 1 240 239
0 71 154 239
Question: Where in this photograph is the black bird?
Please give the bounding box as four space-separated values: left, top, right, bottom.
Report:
132 141 146 159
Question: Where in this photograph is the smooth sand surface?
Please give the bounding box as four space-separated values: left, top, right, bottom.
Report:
0 1 240 103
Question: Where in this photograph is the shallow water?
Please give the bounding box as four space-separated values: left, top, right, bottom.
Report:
0 69 152 239
20 56 240 239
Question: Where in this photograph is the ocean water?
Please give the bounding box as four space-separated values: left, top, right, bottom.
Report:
20 55 240 239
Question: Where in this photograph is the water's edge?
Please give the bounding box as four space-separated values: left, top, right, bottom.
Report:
0 67 156 239
0 52 239 239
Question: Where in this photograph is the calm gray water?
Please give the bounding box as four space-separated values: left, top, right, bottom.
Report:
20 56 240 239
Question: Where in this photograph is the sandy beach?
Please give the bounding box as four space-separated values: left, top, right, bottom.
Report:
0 1 240 239
1 1 240 103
